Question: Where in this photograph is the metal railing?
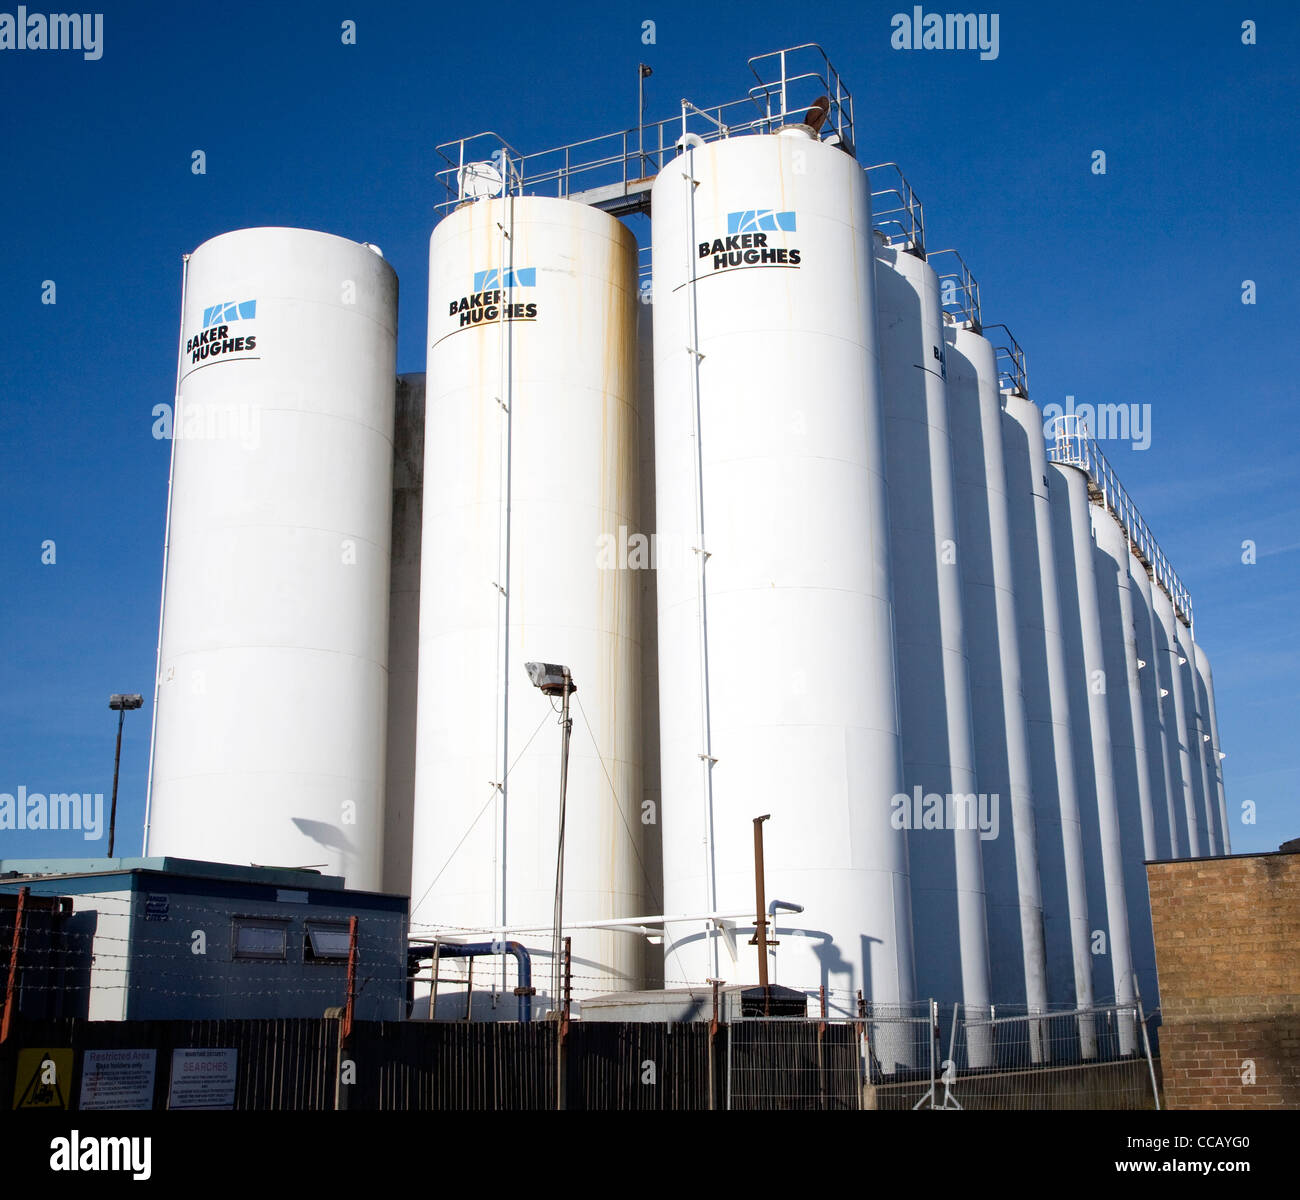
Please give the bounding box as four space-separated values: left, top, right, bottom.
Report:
984 322 1030 398
928 248 982 331
433 44 856 213
1047 413 1194 628
867 162 926 255
863 1000 1160 1110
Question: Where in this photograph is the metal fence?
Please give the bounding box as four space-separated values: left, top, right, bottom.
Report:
864 1001 1161 1110
1 1007 1158 1111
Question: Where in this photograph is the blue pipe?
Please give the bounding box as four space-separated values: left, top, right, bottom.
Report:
408 940 534 1023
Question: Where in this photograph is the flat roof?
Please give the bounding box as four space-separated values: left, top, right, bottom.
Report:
0 856 405 900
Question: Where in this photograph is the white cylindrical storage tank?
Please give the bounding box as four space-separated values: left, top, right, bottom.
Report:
1091 509 1159 1010
1048 463 1136 1045
1193 642 1231 855
1128 559 1180 859
944 323 1046 1015
652 131 915 1027
1001 393 1094 1016
876 242 991 1036
146 228 398 889
383 374 424 895
1176 620 1218 856
410 196 646 1012
1152 586 1200 857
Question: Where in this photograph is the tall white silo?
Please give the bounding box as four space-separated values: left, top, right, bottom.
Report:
1001 393 1094 1012
1152 586 1201 857
651 130 915 1023
1176 621 1218 855
1193 643 1231 854
145 228 398 890
1127 559 1180 859
383 373 424 895
1048 463 1136 1038
944 322 1046 1013
410 196 647 1011
876 241 991 1026
1091 509 1159 1010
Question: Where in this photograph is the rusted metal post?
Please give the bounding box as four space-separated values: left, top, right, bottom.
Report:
428 938 440 1019
1 887 28 1044
749 815 772 989
707 977 721 1110
342 915 359 1040
557 936 572 1111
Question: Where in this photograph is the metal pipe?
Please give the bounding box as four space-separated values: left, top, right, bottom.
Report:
108 705 125 858
407 940 534 1023
750 815 772 988
1 887 28 1043
342 915 358 1040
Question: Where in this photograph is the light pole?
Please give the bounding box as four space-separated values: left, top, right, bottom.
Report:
524 662 576 1011
107 694 143 857
637 63 653 177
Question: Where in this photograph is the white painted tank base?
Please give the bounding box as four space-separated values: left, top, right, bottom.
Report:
944 324 1046 1022
652 133 914 1034
876 243 991 1059
1001 393 1095 1023
147 227 398 891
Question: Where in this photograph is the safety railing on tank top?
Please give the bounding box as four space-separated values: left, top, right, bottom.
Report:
928 248 982 332
867 162 926 256
985 324 1029 398
432 44 856 214
1047 413 1194 628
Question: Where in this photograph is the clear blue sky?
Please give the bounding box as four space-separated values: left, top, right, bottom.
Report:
1 1 1295 860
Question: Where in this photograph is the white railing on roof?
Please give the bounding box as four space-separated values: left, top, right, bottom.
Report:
1046 413 1193 628
432 44 855 213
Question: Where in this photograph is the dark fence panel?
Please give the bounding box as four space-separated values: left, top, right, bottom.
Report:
0 1017 338 1111
727 1020 862 1110
567 1021 712 1110
347 1020 556 1110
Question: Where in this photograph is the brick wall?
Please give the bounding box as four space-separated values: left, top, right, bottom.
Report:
1147 851 1300 1109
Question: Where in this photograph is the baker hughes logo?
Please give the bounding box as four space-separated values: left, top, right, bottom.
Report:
698 210 801 274
449 267 538 328
186 299 258 364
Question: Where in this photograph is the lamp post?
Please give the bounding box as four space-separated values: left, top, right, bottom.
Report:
524 662 576 1011
107 694 143 857
637 63 653 177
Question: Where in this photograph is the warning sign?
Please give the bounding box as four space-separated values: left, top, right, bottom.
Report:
12 1047 72 1109
79 1048 157 1110
167 1047 237 1110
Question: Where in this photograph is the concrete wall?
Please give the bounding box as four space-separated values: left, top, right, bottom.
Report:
1147 849 1300 1108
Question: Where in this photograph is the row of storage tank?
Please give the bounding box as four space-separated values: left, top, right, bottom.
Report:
143 127 1229 1033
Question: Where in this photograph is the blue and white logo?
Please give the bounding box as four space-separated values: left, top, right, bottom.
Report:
203 300 257 328
726 210 796 235
473 267 536 291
